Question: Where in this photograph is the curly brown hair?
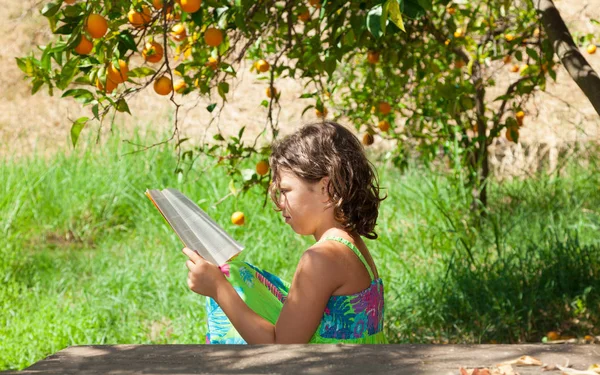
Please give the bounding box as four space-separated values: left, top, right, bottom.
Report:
269 121 386 239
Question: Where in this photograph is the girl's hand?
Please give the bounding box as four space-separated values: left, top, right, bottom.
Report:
182 247 226 299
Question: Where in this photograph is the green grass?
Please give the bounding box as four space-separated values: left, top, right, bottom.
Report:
1 131 599 370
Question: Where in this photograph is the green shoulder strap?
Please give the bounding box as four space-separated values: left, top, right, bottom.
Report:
318 236 375 280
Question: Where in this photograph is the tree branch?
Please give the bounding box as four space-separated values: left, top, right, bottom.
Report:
533 0 600 116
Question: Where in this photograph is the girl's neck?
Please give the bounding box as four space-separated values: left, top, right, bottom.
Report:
314 227 358 243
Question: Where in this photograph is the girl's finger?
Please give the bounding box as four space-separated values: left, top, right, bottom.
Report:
182 247 200 262
185 259 195 271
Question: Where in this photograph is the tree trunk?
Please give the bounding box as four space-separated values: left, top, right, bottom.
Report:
472 61 488 211
533 0 600 117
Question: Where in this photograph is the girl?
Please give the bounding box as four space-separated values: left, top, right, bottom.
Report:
183 121 387 344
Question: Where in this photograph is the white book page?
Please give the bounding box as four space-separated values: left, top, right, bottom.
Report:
147 189 218 265
163 189 243 266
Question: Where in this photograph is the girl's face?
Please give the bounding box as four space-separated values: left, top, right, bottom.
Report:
275 170 330 236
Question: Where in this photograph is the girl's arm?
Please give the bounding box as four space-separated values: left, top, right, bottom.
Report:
183 246 340 344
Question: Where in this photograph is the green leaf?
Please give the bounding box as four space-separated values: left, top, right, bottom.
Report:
92 103 99 119
387 0 405 32
260 99 269 108
117 31 138 53
191 8 203 27
228 179 238 196
381 1 390 36
207 103 217 112
366 5 383 39
128 67 156 78
54 22 77 35
218 82 229 100
63 5 83 18
15 57 33 76
402 0 426 19
57 57 79 90
301 104 315 117
213 133 225 141
41 2 60 17
116 98 131 114
31 79 44 95
70 116 89 147
62 88 95 104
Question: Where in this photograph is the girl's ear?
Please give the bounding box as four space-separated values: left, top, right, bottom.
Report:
320 176 331 202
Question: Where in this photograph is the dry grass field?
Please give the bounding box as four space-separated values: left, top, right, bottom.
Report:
1 0 599 176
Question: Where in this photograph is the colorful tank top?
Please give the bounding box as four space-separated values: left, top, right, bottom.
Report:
204 236 387 344
309 236 387 343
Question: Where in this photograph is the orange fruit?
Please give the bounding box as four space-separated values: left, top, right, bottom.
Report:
256 160 269 176
367 50 380 64
205 57 218 70
95 77 118 94
506 127 518 143
453 28 464 38
204 27 223 47
503 55 512 64
309 0 321 8
510 64 519 73
587 44 597 54
74 35 93 55
86 14 108 39
516 111 525 126
298 10 310 23
584 335 595 342
455 59 465 69
128 6 152 28
171 24 187 42
180 0 201 13
378 120 390 132
446 7 456 15
533 28 540 38
546 331 560 341
152 0 163 9
154 76 173 96
64 0 76 4
266 86 277 98
378 101 391 115
362 133 374 146
316 107 328 118
231 211 245 226
504 34 515 42
107 60 129 84
255 59 270 73
142 41 164 63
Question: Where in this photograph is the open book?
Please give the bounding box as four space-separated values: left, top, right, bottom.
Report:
145 188 244 266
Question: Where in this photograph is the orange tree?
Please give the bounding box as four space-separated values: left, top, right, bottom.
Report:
16 0 599 207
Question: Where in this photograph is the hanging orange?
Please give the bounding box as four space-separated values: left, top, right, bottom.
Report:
204 27 223 47
180 0 201 13
74 35 93 55
86 14 108 39
142 41 164 63
154 76 173 96
107 60 129 84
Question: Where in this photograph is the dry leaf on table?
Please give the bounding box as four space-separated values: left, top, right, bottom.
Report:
556 365 600 375
498 355 543 367
459 365 517 375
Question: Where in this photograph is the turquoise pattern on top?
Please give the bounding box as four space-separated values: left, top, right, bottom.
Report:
204 236 386 344
310 236 385 342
